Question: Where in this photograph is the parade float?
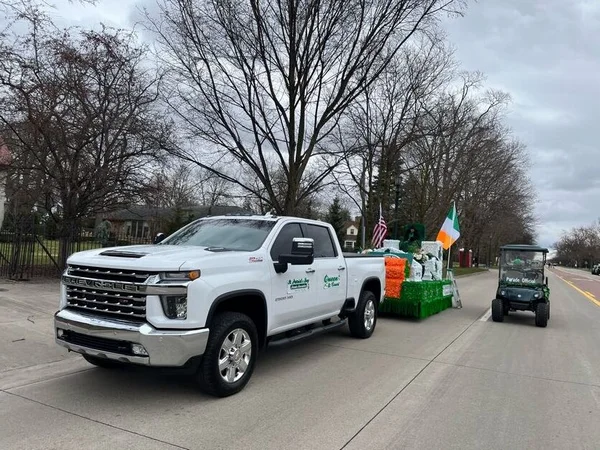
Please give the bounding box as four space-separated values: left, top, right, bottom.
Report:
363 223 456 319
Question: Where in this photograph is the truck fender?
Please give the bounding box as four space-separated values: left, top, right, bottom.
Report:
341 277 382 316
360 277 383 304
205 289 268 348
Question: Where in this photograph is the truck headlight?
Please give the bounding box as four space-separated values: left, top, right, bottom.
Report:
161 295 188 319
159 270 200 282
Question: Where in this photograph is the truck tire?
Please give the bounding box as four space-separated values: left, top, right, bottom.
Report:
535 303 548 328
82 355 122 369
348 290 378 339
491 298 504 322
196 312 258 397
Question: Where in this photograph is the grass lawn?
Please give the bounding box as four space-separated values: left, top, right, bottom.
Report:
0 239 103 267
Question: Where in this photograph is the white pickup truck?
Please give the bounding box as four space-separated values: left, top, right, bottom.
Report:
54 214 385 396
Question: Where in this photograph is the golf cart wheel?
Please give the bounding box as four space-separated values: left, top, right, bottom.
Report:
491 299 504 322
535 303 548 328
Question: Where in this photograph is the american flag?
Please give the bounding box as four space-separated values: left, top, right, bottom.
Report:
371 204 387 248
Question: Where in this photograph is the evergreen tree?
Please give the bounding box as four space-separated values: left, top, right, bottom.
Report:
325 197 350 248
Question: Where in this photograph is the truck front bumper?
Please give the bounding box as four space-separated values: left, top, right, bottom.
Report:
54 309 210 367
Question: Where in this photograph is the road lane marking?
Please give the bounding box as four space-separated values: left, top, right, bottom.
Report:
586 291 596 298
478 308 492 322
555 274 600 307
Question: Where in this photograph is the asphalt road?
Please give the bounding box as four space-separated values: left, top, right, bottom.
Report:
1 270 599 450
551 266 600 306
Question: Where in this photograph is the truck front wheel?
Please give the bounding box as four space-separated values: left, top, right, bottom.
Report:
348 290 378 339
196 312 258 397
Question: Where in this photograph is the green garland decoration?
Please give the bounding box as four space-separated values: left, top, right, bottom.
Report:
380 280 453 319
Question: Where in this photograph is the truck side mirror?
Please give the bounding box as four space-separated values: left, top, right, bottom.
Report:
274 238 314 273
154 233 166 244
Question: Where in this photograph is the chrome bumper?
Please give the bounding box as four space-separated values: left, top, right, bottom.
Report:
54 309 209 367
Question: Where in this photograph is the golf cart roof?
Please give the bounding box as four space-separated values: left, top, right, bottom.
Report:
500 244 549 253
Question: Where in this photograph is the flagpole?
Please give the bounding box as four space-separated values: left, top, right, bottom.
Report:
446 200 456 277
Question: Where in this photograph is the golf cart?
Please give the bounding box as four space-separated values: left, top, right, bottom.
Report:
492 244 550 327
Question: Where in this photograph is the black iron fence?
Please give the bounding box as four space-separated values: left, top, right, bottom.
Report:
0 222 154 280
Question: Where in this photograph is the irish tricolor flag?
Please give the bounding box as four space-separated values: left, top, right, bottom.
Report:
436 202 460 250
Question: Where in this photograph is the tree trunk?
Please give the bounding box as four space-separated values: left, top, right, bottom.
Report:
58 218 79 271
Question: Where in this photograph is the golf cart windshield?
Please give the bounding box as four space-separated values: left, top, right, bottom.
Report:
500 250 545 285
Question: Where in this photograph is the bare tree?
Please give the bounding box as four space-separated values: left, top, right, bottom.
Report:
0 16 170 267
554 221 600 267
394 76 539 259
141 163 200 208
329 65 536 253
142 161 235 208
147 0 464 215
330 33 455 241
400 74 509 227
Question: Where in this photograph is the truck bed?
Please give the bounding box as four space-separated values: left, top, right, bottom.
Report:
343 253 385 258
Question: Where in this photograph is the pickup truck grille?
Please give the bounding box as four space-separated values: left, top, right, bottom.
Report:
66 286 147 320
67 265 153 283
64 265 157 322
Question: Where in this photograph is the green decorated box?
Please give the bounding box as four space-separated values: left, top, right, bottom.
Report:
380 279 453 319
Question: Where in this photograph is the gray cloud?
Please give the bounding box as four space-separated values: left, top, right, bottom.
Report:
443 0 600 247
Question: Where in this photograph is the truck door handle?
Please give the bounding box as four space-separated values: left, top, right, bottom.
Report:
306 268 315 274
338 266 346 271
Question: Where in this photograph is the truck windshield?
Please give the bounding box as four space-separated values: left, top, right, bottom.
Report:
160 218 275 251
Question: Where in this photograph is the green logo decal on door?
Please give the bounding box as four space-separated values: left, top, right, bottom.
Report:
323 275 340 289
288 277 310 293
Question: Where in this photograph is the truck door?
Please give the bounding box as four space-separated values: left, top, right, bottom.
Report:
269 222 316 333
301 223 346 317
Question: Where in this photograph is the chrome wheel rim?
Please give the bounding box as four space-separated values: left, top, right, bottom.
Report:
218 328 252 383
364 299 375 331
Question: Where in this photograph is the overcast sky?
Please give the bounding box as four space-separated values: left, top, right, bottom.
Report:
443 0 600 248
28 0 600 248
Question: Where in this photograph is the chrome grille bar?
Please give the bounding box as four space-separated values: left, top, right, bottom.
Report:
66 296 146 311
67 286 141 300
65 301 146 319
64 265 158 322
67 265 153 283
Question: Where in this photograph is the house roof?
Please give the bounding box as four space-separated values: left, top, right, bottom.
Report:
102 205 249 221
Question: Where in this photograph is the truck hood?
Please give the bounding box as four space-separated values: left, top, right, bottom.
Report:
66 244 251 272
